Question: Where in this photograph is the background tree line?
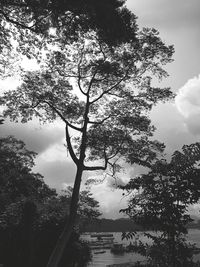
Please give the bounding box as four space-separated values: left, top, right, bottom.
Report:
0 135 100 267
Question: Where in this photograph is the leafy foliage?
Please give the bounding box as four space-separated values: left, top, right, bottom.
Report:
0 136 99 267
64 186 102 221
121 231 136 240
0 136 55 210
0 24 174 266
1 28 174 176
121 143 200 266
0 0 138 96
0 0 137 45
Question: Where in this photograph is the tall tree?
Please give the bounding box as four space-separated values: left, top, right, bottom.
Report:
1 26 174 266
121 143 200 267
0 135 97 267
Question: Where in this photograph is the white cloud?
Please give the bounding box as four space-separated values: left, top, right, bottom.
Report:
89 180 127 219
34 156 76 190
127 0 200 29
0 119 65 154
38 140 68 162
175 74 200 135
21 56 39 71
0 77 21 92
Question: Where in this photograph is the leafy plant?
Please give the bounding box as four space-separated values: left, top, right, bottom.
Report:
121 143 200 267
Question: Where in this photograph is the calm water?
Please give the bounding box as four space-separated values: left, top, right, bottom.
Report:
81 229 200 267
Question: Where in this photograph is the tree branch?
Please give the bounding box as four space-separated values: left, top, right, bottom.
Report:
0 9 37 32
83 165 107 171
90 71 129 105
88 115 112 125
107 92 124 98
83 156 108 171
42 100 83 132
98 41 107 61
65 125 79 166
77 47 87 96
28 11 53 30
87 67 98 95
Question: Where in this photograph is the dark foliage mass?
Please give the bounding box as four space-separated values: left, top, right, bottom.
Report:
0 0 137 45
0 136 100 267
83 218 143 233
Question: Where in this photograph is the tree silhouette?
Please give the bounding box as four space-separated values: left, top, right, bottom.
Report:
1 25 174 266
121 142 200 267
0 136 56 267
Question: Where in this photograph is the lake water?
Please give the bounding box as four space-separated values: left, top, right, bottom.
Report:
81 229 200 266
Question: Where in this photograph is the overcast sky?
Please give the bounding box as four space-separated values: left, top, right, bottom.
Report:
1 0 200 219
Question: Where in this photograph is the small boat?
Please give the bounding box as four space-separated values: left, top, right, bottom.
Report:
106 263 133 267
91 233 114 238
88 233 115 250
94 250 106 254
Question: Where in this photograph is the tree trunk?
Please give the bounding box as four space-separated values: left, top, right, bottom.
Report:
47 97 90 267
46 166 83 267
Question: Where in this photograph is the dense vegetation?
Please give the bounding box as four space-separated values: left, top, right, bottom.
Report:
1 1 200 267
121 143 200 267
82 217 200 233
82 218 142 233
0 136 101 267
1 12 174 267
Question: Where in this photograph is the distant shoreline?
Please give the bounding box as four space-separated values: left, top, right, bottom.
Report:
82 218 200 233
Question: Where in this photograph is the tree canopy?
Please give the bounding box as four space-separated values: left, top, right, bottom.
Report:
1 28 174 172
0 22 174 266
0 136 55 210
0 0 137 45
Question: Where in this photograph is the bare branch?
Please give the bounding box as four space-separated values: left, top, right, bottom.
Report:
65 125 79 166
0 9 36 31
83 164 107 171
107 92 124 98
91 76 108 82
90 71 129 105
87 67 98 95
84 156 108 171
77 47 87 96
88 115 112 125
95 37 107 61
43 100 83 132
31 100 42 109
86 46 108 95
84 145 108 171
106 132 129 160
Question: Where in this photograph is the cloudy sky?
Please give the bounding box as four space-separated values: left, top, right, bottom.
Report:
1 0 200 218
